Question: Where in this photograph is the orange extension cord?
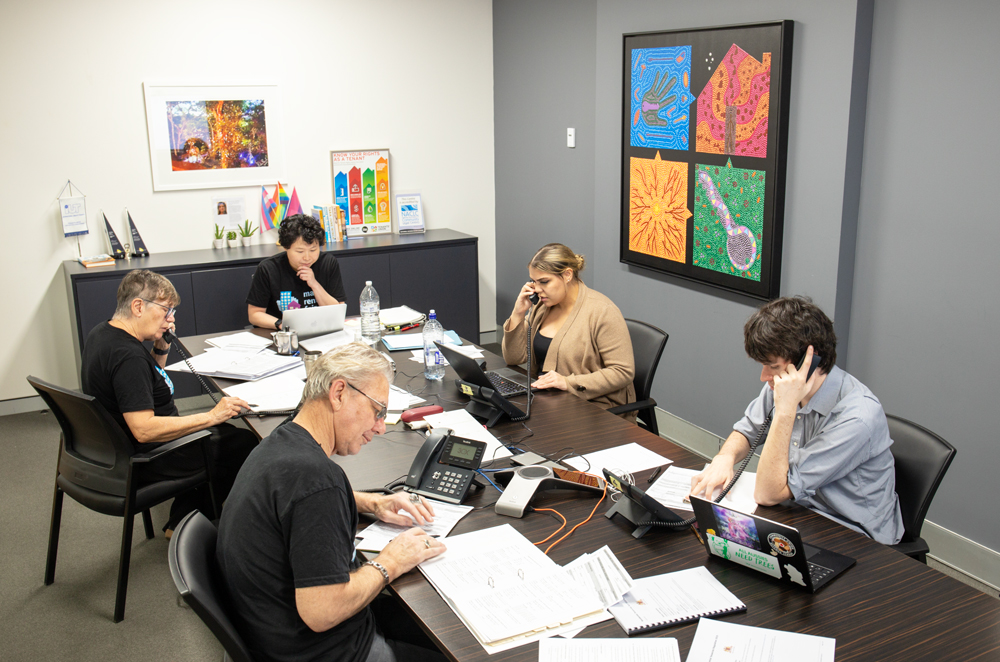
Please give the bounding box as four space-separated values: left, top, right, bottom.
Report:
532 477 608 555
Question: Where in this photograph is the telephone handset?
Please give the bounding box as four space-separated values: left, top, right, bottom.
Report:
405 429 488 504
796 349 821 381
160 330 301 418
528 292 540 306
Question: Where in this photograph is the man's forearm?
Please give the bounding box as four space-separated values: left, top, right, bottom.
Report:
754 410 795 504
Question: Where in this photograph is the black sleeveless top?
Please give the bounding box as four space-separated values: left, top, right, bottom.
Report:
533 333 553 371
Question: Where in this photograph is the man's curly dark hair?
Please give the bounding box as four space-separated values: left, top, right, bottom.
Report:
744 296 837 374
278 214 326 249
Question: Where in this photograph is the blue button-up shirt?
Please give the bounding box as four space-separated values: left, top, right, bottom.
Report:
734 366 904 545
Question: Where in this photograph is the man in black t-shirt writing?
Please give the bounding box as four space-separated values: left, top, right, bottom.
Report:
81 269 257 535
217 343 446 662
247 214 347 330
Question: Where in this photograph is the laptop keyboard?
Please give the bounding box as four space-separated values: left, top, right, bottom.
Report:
808 562 834 585
486 371 527 396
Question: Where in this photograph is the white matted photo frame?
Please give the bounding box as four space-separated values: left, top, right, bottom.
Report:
143 82 285 191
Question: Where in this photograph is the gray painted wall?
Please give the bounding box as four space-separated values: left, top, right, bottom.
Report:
494 0 999 555
493 0 597 322
849 0 1000 552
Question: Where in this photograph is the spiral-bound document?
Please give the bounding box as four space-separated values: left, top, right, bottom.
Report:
609 566 745 635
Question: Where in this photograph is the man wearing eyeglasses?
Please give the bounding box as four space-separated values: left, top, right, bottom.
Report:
217 342 446 662
81 269 257 536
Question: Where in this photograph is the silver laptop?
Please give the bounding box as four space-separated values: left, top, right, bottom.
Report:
280 303 348 339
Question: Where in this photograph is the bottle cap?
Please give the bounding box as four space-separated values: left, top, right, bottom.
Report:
365 280 372 285
429 309 436 319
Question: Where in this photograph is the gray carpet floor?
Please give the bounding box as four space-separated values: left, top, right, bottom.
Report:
1 408 222 661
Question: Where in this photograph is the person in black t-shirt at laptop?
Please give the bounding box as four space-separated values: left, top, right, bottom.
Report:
217 343 446 662
247 214 347 330
81 269 257 536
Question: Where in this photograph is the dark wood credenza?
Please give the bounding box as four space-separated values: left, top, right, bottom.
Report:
63 229 479 396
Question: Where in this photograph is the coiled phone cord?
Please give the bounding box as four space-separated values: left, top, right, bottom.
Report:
506 308 534 422
637 407 774 530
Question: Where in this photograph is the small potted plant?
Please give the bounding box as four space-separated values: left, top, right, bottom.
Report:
213 224 225 249
238 219 257 247
226 230 239 248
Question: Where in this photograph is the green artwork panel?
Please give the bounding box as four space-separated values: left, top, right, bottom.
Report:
692 160 764 281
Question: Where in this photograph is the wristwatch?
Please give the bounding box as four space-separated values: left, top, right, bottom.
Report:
274 318 282 330
152 346 170 356
363 560 390 587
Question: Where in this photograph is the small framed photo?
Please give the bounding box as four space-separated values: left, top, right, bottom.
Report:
143 82 285 191
395 193 425 234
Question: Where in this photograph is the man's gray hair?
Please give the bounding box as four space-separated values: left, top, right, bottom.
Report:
113 269 180 319
302 342 394 402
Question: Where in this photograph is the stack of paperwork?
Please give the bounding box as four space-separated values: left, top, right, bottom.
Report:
423 409 511 461
418 525 627 653
205 331 273 353
166 349 300 381
355 498 473 552
385 330 462 352
407 339 483 364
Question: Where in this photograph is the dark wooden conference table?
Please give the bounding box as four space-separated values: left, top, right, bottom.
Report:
179 331 1000 662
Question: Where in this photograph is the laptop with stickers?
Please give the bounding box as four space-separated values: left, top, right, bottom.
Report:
689 495 855 593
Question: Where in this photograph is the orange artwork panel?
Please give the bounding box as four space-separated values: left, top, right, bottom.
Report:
629 152 691 263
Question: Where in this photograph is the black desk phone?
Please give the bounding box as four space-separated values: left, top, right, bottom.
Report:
405 429 487 504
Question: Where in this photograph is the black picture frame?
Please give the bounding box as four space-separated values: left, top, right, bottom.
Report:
620 20 793 300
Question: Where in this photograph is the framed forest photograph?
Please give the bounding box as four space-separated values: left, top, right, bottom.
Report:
620 20 793 300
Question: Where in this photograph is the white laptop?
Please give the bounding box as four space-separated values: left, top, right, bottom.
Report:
280 303 348 339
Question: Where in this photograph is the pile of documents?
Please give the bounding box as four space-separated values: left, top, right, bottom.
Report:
406 338 482 363
418 525 630 654
167 348 300 381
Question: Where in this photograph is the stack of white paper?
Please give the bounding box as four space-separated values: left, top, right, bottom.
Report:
647 465 759 514
379 306 424 327
419 525 608 653
538 638 680 662
355 499 472 552
564 443 671 478
222 366 306 412
408 341 482 364
388 385 425 411
686 618 835 662
205 331 273 353
166 349 301 381
299 329 354 353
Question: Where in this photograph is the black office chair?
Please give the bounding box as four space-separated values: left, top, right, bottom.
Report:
169 511 255 662
27 375 214 622
886 413 956 563
607 319 668 436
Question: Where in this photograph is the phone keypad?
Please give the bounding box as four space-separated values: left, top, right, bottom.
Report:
431 470 470 496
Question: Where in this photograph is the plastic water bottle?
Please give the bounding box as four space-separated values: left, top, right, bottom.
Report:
360 281 381 345
423 310 445 380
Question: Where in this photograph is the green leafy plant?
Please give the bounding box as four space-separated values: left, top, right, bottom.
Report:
237 220 257 238
214 224 225 240
226 230 237 241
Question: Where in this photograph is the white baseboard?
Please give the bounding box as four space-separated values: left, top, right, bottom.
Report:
650 406 996 589
0 396 46 416
479 329 497 346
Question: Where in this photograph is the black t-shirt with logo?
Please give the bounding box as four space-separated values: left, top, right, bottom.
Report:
216 422 374 662
246 252 347 320
81 322 178 447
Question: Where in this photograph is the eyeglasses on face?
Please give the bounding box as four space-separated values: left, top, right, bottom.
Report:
140 298 176 318
347 382 388 421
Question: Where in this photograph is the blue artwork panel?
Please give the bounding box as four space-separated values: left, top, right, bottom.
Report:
630 46 693 150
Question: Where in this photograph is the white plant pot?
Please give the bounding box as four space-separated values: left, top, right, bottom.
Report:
213 239 225 249
227 238 240 248
241 237 253 247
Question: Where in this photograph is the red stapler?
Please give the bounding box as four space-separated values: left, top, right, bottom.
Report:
401 405 444 423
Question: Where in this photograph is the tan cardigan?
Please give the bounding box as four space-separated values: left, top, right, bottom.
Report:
502 282 636 419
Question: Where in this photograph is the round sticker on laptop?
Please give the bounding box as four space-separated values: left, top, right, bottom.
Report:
767 533 796 557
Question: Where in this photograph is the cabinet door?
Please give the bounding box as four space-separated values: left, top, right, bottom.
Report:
390 245 479 340
336 253 392 316
190 265 259 335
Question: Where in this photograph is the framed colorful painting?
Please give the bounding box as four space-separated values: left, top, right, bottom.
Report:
143 82 285 191
620 21 793 300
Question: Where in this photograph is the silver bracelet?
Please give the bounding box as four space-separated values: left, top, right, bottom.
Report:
363 560 390 587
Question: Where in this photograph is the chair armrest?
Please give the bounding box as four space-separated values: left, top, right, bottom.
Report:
131 430 212 464
607 398 657 416
890 538 929 559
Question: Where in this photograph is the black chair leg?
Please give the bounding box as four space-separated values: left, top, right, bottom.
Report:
141 510 154 539
114 509 136 623
45 482 64 586
646 408 659 437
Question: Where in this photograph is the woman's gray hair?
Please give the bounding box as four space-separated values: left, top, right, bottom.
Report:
302 342 394 402
113 269 180 319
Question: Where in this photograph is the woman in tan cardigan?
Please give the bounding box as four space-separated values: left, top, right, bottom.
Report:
501 244 636 420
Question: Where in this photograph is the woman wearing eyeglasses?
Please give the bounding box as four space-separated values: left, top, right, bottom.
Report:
81 269 257 537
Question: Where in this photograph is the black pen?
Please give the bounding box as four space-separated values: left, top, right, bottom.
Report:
648 465 665 484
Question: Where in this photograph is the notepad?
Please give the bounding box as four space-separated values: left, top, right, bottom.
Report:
609 566 745 635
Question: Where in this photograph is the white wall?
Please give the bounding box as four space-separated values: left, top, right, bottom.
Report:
0 0 496 400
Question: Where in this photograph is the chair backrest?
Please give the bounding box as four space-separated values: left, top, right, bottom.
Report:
886 414 956 543
624 319 668 402
168 511 255 662
27 375 136 496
